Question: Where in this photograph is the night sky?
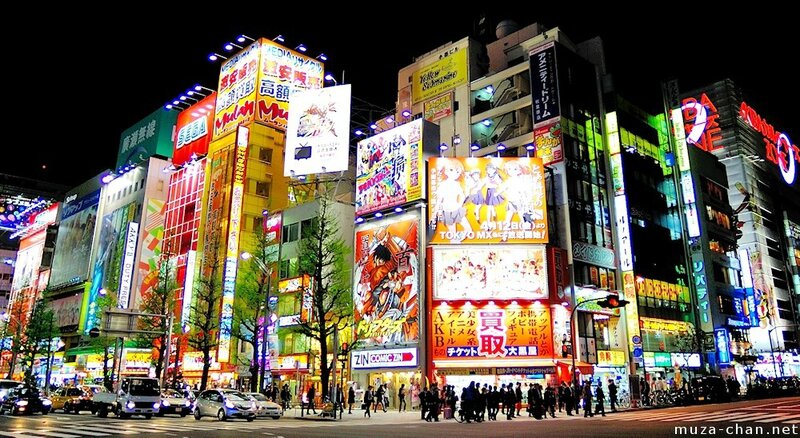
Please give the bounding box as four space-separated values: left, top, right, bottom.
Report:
5 7 797 188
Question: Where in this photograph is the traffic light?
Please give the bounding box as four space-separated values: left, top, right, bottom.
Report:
597 294 630 309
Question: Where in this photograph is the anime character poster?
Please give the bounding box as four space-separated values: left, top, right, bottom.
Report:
353 213 420 345
428 157 548 244
433 246 547 300
355 119 424 215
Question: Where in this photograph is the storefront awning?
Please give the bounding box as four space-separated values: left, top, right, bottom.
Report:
556 360 595 377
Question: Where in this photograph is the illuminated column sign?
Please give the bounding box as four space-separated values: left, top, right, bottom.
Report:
605 112 640 355
691 258 713 333
672 108 700 238
117 222 139 309
715 328 731 364
181 250 197 328
218 125 250 363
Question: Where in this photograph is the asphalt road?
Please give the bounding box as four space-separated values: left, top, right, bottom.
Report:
1 397 798 437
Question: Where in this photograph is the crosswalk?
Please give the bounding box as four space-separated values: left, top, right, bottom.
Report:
595 406 800 425
0 418 333 438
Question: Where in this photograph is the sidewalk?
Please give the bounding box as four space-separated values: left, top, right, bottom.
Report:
288 407 427 423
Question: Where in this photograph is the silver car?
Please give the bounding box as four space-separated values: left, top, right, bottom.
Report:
193 389 256 421
246 393 282 419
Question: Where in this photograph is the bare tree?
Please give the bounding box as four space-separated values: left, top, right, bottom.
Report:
232 229 276 393
187 235 223 391
136 257 177 384
293 195 352 400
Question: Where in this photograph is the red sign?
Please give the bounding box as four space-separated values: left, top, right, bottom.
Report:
173 93 216 167
682 93 724 152
547 247 570 302
739 101 798 185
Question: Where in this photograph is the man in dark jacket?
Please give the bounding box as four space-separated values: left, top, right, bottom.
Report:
420 387 429 420
306 385 317 415
505 386 516 420
544 385 556 418
595 384 606 417
608 380 618 412
515 383 523 416
582 382 594 417
561 382 574 416
348 385 356 414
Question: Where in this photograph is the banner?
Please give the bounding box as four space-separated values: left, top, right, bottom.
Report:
428 157 548 244
356 120 424 215
353 213 419 344
412 48 468 104
431 303 553 360
433 246 547 300
173 93 216 166
530 42 560 124
116 108 177 169
49 190 100 288
533 119 563 165
284 85 352 176
213 41 260 139
423 93 453 122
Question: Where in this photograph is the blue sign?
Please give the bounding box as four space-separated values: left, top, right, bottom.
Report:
716 328 731 364
744 288 760 327
632 335 642 345
633 347 643 358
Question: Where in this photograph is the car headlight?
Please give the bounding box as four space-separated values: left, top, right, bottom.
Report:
185 400 191 407
225 400 235 409
153 402 160 410
42 399 52 406
16 400 29 406
126 401 136 409
162 400 171 406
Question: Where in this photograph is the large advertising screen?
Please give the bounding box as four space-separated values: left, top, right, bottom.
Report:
11 231 46 292
353 213 419 345
412 48 468 104
256 39 324 130
431 303 553 361
50 190 101 289
284 85 352 177
428 157 548 244
433 246 547 300
173 93 216 167
213 41 260 139
356 120 424 216
116 108 178 169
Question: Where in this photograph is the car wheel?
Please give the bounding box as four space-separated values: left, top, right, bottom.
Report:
194 409 202 420
247 416 254 422
272 416 280 420
217 409 226 421
144 414 152 419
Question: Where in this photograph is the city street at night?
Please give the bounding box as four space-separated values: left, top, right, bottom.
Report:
1 397 799 438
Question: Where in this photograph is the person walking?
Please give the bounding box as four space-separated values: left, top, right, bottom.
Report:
608 380 618 412
398 383 407 412
364 386 374 418
595 384 606 417
306 385 317 415
375 384 386 412
544 385 556 418
515 382 523 417
561 382 574 416
504 385 516 420
348 384 356 414
420 387 429 420
487 386 499 421
582 381 594 417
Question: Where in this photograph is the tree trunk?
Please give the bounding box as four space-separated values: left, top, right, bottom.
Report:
319 329 329 400
250 342 260 392
201 349 211 391
6 348 17 379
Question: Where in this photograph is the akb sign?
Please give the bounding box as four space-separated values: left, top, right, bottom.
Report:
739 101 798 185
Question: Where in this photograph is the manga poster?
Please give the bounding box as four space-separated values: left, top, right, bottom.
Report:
353 213 420 345
355 119 424 215
428 157 548 244
433 246 547 300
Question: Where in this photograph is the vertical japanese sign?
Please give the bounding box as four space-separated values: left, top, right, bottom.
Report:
117 222 139 309
353 213 420 345
213 41 260 139
691 254 713 333
257 39 324 130
715 328 731 364
218 125 249 363
529 42 560 125
431 303 553 360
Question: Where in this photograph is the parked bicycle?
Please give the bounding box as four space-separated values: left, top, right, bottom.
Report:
616 390 631 409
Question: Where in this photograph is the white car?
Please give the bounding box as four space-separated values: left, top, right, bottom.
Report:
246 393 282 419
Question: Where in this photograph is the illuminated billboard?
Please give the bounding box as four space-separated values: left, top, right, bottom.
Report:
213 41 260 139
356 119 424 215
135 199 166 309
284 84 352 177
353 213 419 345
529 42 560 125
49 190 100 289
428 157 548 244
533 119 563 165
431 302 553 361
116 108 178 169
412 48 468 104
173 93 216 166
256 39 324 130
433 246 547 300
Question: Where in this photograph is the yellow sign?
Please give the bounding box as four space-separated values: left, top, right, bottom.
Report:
213 41 260 139
412 49 468 104
597 350 626 367
423 93 453 122
640 317 693 333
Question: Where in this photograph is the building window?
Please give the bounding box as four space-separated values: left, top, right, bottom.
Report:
255 181 271 197
258 147 273 164
253 216 263 232
282 223 300 243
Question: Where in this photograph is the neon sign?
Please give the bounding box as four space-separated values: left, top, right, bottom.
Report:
739 101 798 185
682 94 724 152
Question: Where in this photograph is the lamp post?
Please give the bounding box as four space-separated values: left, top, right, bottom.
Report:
241 251 273 393
568 291 629 387
767 324 800 378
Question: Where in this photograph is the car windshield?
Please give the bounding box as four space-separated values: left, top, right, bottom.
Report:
225 392 249 401
249 393 267 401
128 379 160 396
163 390 184 398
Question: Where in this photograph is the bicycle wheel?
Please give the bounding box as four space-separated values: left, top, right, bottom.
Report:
455 409 464 423
619 396 631 409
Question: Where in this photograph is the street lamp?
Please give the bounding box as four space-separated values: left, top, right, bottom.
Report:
241 251 274 393
767 324 800 378
569 292 629 387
